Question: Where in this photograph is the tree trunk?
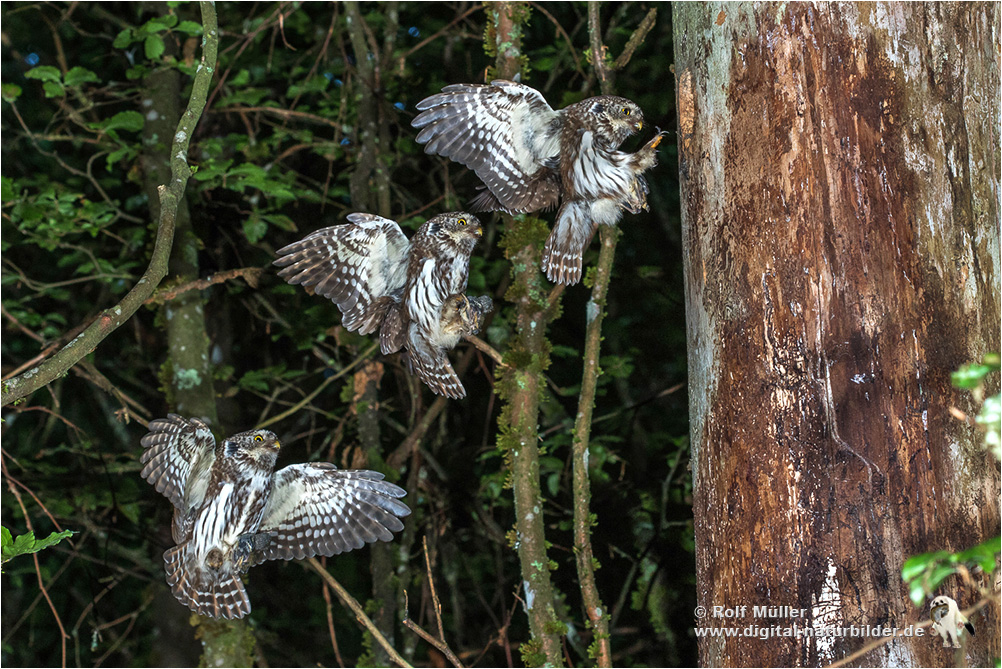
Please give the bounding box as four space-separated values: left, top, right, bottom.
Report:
673 3 1000 667
140 4 254 665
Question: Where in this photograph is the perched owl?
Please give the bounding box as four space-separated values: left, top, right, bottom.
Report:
930 595 975 648
140 414 410 619
274 212 490 398
412 80 666 285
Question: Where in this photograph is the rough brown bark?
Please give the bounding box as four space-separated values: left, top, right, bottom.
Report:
674 3 1000 667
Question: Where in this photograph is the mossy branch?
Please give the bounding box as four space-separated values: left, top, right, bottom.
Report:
487 3 565 666
1 1 219 408
570 5 659 666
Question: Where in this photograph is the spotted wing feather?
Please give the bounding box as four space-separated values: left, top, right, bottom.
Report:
252 465 410 563
274 214 410 334
413 80 562 213
140 414 216 512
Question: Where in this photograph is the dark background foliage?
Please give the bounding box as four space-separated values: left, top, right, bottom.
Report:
1 2 692 666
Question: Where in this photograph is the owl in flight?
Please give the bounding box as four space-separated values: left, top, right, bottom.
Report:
412 80 666 285
140 414 410 619
274 212 491 398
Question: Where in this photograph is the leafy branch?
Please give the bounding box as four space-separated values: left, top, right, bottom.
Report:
1 1 219 407
1 527 75 573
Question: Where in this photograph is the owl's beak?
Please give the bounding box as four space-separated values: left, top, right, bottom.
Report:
474 226 483 238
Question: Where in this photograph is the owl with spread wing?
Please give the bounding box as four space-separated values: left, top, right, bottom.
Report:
412 80 666 285
273 212 490 398
140 414 410 619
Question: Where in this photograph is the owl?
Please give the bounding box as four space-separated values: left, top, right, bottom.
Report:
140 414 410 619
402 293 494 398
273 212 490 398
412 80 666 285
930 595 975 648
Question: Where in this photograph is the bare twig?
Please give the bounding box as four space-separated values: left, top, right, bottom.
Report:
307 558 412 668
401 538 464 667
320 565 347 668
1 2 219 407
145 267 264 304
255 341 379 430
613 8 657 71
462 334 504 365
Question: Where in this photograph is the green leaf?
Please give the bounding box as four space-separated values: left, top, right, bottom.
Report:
24 65 62 83
175 20 203 35
145 34 166 60
1 527 75 567
1 176 14 201
243 214 268 244
42 81 65 98
2 83 22 103
951 363 993 389
113 28 134 49
95 111 145 134
64 66 100 86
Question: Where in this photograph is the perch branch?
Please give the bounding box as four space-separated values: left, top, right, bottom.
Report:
1 1 219 407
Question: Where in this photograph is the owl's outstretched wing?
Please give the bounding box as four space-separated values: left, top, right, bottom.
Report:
252 465 410 563
274 214 411 334
140 414 216 512
413 80 562 214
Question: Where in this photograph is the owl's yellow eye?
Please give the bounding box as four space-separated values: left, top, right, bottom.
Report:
254 435 263 442
458 218 467 226
622 107 631 116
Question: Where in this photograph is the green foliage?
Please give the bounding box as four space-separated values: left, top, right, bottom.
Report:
952 354 1001 458
902 537 1001 606
2 2 688 666
1 527 75 572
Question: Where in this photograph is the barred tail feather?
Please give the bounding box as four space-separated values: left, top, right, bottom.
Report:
164 544 251 620
402 350 466 399
542 202 599 286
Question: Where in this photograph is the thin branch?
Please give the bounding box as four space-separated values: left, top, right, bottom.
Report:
613 8 657 71
212 105 341 129
145 267 264 304
401 538 464 667
1 2 219 407
528 1 586 80
306 558 413 668
2 451 70 667
386 395 448 469
462 334 505 365
254 341 379 430
567 4 661 664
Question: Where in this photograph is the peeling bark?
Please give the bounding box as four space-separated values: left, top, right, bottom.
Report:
674 3 1000 667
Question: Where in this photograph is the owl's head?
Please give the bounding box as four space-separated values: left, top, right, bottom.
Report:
223 430 281 467
427 212 483 250
591 96 645 146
